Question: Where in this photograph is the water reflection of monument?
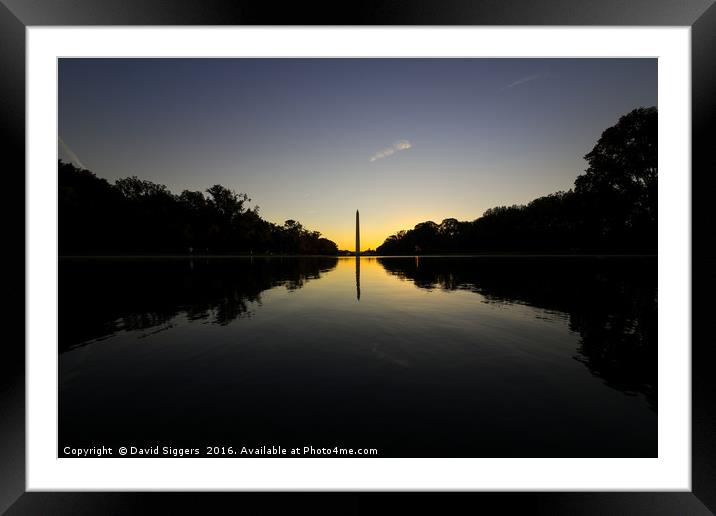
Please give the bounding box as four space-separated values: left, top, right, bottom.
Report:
356 209 360 300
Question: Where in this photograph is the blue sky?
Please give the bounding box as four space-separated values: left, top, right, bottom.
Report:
59 58 657 249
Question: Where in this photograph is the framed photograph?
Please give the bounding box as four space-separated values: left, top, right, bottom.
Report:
3 0 715 514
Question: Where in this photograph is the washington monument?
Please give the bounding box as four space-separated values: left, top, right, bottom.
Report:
355 210 360 300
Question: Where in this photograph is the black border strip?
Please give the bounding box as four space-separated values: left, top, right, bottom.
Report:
3 1 715 514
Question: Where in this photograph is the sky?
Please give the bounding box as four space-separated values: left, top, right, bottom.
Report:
58 58 657 251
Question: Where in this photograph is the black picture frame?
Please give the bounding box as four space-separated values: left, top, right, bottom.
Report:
2 1 715 514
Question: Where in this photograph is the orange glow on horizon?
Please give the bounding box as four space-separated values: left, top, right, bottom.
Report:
319 210 478 252
326 220 412 252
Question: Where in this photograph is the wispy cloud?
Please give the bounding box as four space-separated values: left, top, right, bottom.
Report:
58 137 85 169
504 73 541 90
369 140 412 162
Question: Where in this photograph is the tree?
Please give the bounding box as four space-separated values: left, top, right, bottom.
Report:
575 107 657 198
58 161 339 255
377 106 658 254
439 218 460 237
115 176 171 200
179 190 208 212
206 185 249 220
574 107 657 249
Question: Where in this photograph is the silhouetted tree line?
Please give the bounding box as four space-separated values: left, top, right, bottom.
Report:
59 162 338 255
379 256 657 411
377 107 657 255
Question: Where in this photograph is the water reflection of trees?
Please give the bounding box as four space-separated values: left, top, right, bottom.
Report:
59 257 338 352
378 257 657 411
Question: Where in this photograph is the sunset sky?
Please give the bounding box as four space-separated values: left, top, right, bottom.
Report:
59 58 656 250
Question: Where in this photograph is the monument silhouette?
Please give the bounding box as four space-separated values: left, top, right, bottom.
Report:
356 209 361 300
355 210 360 256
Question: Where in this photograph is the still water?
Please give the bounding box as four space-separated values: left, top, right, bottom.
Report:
59 256 656 457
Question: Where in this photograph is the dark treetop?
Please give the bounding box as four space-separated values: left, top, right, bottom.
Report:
376 107 657 255
58 163 339 256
